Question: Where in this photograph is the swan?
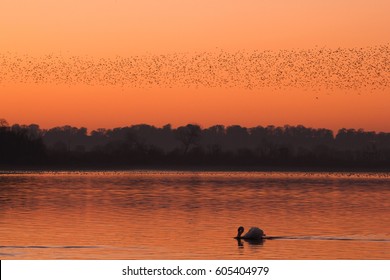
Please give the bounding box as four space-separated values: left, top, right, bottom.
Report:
235 226 266 240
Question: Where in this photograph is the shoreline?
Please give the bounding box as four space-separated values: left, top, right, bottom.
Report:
1 164 390 174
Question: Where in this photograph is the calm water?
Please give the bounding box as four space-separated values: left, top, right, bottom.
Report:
0 171 389 259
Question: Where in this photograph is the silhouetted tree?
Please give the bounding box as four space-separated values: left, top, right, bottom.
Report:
175 124 201 154
0 118 9 128
0 119 46 165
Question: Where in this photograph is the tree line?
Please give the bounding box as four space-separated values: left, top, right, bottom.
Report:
1 118 390 169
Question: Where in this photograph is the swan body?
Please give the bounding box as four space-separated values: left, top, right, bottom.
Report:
235 226 265 240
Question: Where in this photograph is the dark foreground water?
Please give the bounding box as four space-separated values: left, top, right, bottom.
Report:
0 171 389 259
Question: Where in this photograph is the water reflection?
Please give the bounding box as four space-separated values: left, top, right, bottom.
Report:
236 238 265 247
0 171 389 259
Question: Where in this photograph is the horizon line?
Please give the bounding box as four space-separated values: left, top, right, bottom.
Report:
2 119 390 135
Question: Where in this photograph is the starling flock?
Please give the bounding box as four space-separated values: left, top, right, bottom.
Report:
1 45 389 91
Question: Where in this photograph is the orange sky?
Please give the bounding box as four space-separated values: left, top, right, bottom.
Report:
1 0 390 132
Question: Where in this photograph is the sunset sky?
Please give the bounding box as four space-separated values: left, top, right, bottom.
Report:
1 0 389 132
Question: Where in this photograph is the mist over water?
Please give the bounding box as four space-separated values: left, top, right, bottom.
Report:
0 171 389 259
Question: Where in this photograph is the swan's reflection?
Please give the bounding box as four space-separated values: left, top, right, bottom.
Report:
237 238 265 247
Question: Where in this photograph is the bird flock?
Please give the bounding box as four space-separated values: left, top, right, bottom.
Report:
1 45 389 91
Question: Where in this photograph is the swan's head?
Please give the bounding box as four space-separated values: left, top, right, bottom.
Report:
237 226 245 238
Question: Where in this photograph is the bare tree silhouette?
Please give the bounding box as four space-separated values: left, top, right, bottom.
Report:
175 124 201 155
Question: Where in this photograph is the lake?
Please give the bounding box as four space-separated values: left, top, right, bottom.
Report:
0 171 389 259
